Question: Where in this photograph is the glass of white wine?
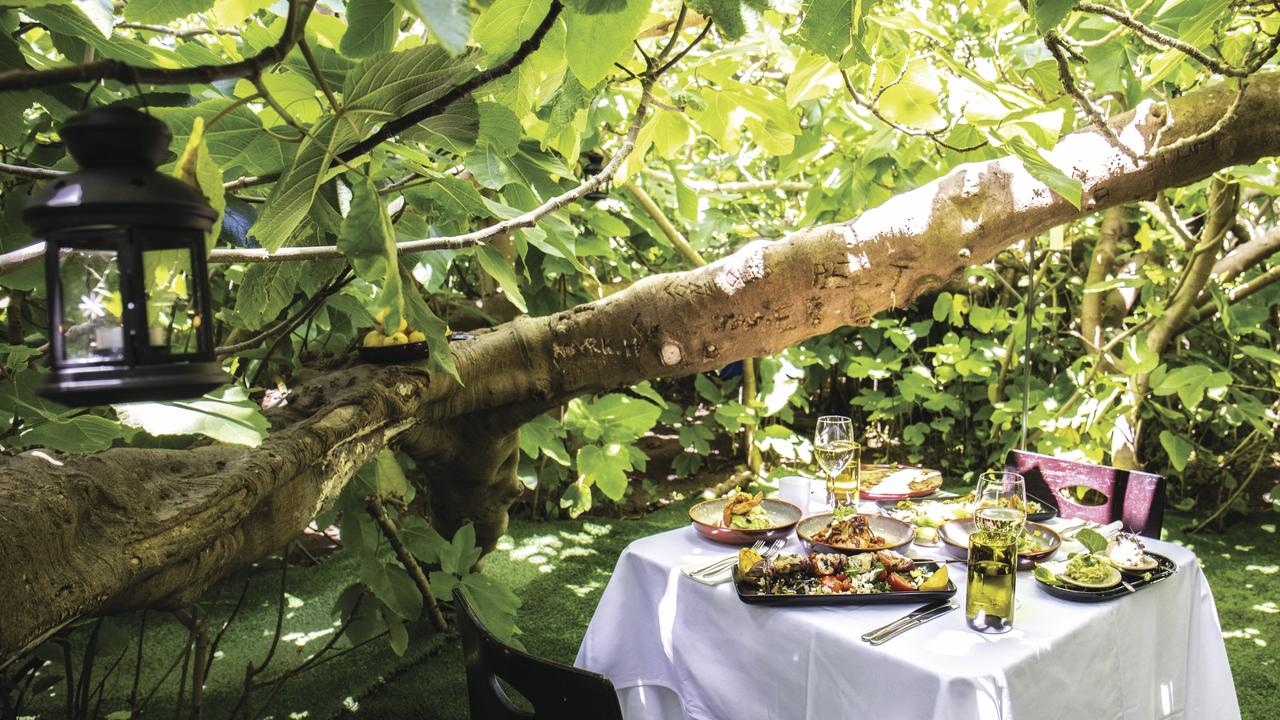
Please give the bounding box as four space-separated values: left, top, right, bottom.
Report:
973 470 1028 538
814 416 859 510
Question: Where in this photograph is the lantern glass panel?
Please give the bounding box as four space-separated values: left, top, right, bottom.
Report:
58 247 125 363
142 247 201 355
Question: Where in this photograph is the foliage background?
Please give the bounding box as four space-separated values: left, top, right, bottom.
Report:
0 0 1277 716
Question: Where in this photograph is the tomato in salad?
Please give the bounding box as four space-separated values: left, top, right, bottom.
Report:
885 571 916 592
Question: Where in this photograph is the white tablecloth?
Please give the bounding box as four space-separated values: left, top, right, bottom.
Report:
575 522 1238 720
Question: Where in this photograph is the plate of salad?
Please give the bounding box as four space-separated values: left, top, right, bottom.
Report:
732 547 956 605
689 492 802 545
1032 528 1177 602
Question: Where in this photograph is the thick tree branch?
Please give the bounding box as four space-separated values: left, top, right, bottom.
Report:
1211 225 1280 282
3 73 1280 666
1145 179 1237 355
1081 205 1129 353
0 0 313 92
1196 265 1280 316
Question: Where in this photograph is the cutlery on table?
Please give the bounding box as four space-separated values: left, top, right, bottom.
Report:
689 538 785 581
906 555 967 565
689 540 763 579
862 600 958 645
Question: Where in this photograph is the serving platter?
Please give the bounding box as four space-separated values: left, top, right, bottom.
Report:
796 513 914 554
1034 552 1177 602
858 464 944 501
689 497 802 545
937 519 1062 570
732 562 957 605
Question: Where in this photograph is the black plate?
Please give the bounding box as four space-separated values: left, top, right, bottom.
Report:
1034 552 1177 602
1024 493 1058 522
732 562 957 605
358 340 430 364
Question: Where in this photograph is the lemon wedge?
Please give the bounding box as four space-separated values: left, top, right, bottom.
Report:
918 565 949 591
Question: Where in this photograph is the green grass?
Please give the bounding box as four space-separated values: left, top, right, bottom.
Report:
18 504 1279 719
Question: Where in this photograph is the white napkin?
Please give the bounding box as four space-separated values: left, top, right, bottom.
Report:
681 560 737 586
1054 520 1124 556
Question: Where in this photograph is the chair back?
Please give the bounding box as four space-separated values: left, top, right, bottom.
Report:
453 588 624 720
1004 450 1166 538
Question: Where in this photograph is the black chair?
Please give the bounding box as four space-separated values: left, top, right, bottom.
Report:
453 588 624 720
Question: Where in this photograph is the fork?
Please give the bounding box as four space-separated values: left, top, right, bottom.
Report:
689 540 764 579
692 538 785 580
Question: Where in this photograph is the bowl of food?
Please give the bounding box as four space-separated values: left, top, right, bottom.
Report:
357 310 431 364
937 518 1061 569
796 511 914 554
688 492 802 545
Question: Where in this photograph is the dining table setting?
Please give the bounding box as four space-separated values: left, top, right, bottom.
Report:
575 415 1240 720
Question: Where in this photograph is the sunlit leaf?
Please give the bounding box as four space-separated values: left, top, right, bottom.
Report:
114 385 268 447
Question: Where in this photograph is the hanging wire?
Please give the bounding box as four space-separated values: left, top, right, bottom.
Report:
1020 236 1036 450
130 67 151 115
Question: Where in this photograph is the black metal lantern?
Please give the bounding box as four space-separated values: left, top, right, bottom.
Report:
582 151 609 201
23 106 228 406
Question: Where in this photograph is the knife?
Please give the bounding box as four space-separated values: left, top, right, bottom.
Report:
860 599 950 642
864 601 958 645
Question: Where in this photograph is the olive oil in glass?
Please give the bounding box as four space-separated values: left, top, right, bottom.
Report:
966 530 1017 633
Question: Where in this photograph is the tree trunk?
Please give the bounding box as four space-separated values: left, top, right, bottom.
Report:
3 74 1280 665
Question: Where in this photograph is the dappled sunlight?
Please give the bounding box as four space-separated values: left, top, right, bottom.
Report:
282 626 336 648
1245 564 1278 574
1251 601 1278 614
496 523 611 574
29 450 63 467
565 581 604 598
1222 627 1267 647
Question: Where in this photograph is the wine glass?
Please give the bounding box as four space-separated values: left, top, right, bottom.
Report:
814 416 859 510
973 470 1027 538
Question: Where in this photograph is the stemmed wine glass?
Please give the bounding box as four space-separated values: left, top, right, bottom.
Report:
814 416 859 510
973 470 1027 538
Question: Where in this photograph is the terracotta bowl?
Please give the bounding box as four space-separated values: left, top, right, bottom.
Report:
688 498 802 545
796 513 914 554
